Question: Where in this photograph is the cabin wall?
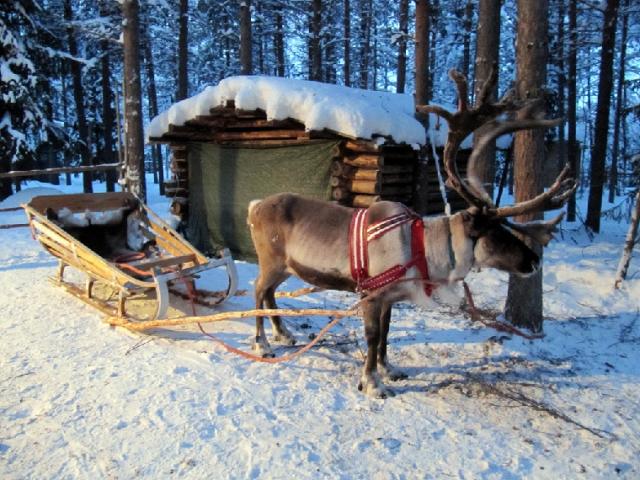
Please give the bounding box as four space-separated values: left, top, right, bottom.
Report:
185 141 338 261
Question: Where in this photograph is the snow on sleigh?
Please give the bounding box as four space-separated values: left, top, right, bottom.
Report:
23 192 238 321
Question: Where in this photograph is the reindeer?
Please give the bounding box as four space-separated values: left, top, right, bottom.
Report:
247 70 575 398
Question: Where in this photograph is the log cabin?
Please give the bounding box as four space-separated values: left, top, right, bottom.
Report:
147 76 472 260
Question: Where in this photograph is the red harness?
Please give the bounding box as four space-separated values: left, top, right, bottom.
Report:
348 208 434 297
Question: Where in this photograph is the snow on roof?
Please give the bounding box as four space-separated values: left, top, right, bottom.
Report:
147 76 428 147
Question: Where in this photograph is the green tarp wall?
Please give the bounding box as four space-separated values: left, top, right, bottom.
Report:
187 140 339 261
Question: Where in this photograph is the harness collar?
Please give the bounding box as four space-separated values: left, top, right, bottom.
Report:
349 208 435 297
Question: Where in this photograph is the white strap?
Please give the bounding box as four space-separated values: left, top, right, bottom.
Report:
428 124 451 217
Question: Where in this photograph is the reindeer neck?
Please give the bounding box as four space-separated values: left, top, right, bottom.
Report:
423 212 474 284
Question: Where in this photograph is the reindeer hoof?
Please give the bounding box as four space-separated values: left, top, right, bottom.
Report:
252 339 273 358
379 364 408 382
358 374 388 399
273 334 296 346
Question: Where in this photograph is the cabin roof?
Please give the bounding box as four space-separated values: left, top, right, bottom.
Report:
147 76 427 148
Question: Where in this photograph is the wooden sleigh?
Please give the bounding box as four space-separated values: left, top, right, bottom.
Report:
23 192 238 321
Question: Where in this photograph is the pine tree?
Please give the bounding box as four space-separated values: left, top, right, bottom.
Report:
505 0 549 333
0 0 46 199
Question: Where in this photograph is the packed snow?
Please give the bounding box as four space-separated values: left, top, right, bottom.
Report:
1 177 639 478
147 76 516 151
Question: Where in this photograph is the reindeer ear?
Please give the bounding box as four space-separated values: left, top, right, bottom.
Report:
504 212 564 247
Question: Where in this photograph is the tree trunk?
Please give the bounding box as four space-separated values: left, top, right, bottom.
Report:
274 4 285 77
472 0 500 198
556 0 566 180
122 0 146 201
64 0 92 193
415 0 430 107
143 19 164 195
177 0 189 101
461 1 473 80
615 189 640 288
505 0 549 333
414 0 431 216
99 0 116 192
585 0 619 233
357 0 372 89
567 0 578 221
240 0 253 75
343 0 351 86
609 0 628 203
309 0 322 80
396 0 409 93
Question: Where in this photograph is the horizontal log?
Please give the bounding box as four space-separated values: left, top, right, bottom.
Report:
349 179 379 194
380 185 413 196
381 173 413 185
352 195 381 208
380 164 414 175
218 138 322 147
0 223 29 229
339 179 414 196
0 163 120 180
214 129 308 141
353 169 379 182
330 160 355 177
331 187 351 201
344 139 381 153
344 154 383 169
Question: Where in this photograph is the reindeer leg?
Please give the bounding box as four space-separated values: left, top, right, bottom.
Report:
377 303 408 381
253 275 274 358
265 287 296 346
358 300 387 398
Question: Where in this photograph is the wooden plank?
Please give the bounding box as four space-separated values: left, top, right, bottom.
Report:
27 191 137 215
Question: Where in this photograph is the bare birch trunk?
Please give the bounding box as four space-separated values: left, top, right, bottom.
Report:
615 190 640 288
121 0 146 201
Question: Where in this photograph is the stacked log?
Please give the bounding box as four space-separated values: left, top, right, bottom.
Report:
166 144 189 221
330 140 417 208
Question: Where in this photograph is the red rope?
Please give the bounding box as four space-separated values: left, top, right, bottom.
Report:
462 281 544 340
114 252 152 278
196 316 344 364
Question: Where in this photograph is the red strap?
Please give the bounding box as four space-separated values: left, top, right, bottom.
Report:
410 217 434 297
349 209 368 283
349 209 435 297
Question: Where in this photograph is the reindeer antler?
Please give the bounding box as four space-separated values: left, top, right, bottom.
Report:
416 68 576 220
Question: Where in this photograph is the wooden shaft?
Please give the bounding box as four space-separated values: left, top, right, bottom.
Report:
106 307 358 332
0 163 120 179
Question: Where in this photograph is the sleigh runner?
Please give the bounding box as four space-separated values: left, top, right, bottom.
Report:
23 192 238 321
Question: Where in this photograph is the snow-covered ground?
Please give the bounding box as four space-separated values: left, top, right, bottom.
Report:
1 177 639 479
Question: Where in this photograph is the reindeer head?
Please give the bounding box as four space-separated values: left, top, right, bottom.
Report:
417 69 576 277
